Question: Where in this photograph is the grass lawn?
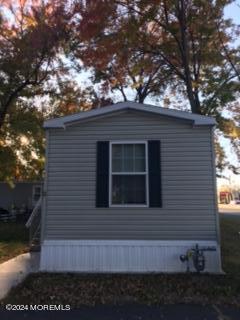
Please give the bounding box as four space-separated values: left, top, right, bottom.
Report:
0 222 29 264
220 216 240 275
0 215 240 308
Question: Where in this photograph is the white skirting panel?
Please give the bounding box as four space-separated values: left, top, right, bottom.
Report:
40 240 222 273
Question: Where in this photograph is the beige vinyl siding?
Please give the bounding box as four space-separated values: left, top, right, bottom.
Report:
43 110 217 240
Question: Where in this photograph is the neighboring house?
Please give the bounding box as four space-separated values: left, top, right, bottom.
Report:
0 181 43 211
39 102 222 273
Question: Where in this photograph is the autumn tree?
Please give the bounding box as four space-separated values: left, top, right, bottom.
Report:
71 0 240 171
0 74 113 182
0 0 73 181
70 1 172 102
73 0 240 112
0 101 45 181
45 75 114 118
0 0 71 129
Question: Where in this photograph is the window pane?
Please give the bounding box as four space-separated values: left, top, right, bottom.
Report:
134 158 145 171
123 144 134 158
112 158 122 172
123 158 134 171
112 144 123 158
112 175 146 204
135 144 145 157
112 143 146 173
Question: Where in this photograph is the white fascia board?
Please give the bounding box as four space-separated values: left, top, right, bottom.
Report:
43 102 216 129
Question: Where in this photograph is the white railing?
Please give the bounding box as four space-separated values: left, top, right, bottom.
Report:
26 197 42 228
26 197 42 247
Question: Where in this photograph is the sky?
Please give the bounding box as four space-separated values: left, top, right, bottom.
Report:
225 1 240 24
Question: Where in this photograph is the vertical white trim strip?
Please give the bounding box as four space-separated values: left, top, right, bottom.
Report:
145 141 149 207
210 127 223 271
108 141 112 207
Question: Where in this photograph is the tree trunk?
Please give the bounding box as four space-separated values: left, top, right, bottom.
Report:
185 77 201 114
138 94 145 104
0 103 9 129
177 0 201 114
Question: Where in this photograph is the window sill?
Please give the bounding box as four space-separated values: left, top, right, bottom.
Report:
109 204 149 208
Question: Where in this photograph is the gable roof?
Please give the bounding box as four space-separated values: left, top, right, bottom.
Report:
43 101 216 128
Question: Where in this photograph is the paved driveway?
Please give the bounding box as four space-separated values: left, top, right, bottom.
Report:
0 253 39 300
0 304 240 320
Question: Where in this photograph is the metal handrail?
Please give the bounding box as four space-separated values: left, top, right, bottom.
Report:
25 197 42 228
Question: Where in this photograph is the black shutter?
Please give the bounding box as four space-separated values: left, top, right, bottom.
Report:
148 140 162 207
96 141 109 207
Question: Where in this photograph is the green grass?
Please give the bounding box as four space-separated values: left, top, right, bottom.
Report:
220 216 240 275
0 222 29 263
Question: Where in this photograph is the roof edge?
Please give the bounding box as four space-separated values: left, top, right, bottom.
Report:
43 102 216 128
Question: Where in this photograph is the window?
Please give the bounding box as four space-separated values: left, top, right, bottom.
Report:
110 142 148 206
96 140 161 208
32 185 42 205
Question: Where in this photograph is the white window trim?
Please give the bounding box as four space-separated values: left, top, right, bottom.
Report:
109 141 149 208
